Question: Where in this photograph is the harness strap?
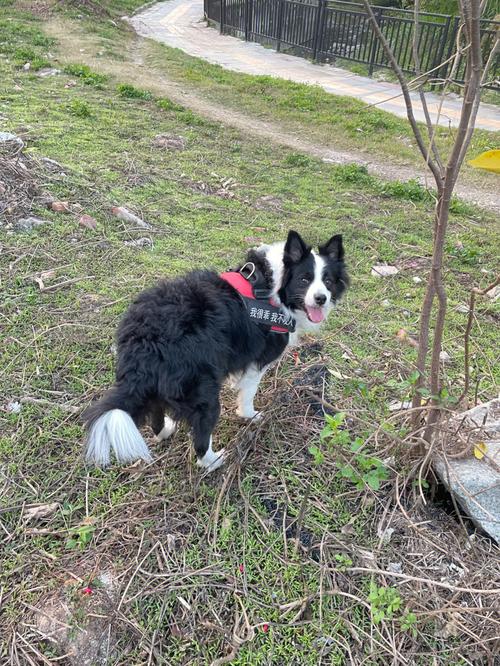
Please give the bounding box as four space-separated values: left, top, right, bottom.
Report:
220 271 295 334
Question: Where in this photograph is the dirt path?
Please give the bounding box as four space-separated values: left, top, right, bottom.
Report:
46 18 500 214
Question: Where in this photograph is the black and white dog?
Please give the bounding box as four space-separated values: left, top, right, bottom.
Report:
83 230 348 471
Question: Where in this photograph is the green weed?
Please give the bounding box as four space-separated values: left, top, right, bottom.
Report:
117 82 153 99
63 63 108 86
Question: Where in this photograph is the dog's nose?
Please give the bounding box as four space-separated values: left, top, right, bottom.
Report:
314 293 327 306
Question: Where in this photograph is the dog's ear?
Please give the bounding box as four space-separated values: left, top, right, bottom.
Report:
284 230 310 264
319 234 344 261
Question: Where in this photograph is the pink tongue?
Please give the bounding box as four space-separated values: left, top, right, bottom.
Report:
306 306 325 323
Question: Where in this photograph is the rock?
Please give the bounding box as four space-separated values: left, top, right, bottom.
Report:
388 400 412 412
486 285 500 302
50 201 71 213
6 400 21 414
387 562 403 573
41 157 65 173
37 67 61 78
455 304 469 314
22 62 31 71
439 351 452 365
111 206 152 229
14 216 49 232
0 131 24 149
152 134 186 150
434 398 500 543
124 237 153 248
412 276 422 284
371 264 399 278
381 299 391 308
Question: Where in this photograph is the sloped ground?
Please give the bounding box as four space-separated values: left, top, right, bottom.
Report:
1 4 499 664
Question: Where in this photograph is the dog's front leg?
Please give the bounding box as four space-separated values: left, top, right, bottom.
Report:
236 364 268 420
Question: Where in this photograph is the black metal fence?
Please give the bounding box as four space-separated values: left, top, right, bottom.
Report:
204 0 500 91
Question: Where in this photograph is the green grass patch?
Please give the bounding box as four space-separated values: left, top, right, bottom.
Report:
116 82 153 100
63 62 108 86
0 7 499 664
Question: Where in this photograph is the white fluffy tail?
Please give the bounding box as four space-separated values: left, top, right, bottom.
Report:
85 409 153 467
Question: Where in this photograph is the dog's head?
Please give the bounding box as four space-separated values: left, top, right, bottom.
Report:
277 230 348 330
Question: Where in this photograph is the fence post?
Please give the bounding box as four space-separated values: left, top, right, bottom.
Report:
245 0 249 40
429 14 451 90
312 0 325 62
220 0 225 34
368 7 382 76
441 15 460 85
276 0 285 52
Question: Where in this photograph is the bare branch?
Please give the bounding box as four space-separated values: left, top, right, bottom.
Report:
361 0 442 188
412 0 443 170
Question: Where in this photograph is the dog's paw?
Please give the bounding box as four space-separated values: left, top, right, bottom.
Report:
197 447 226 472
156 416 176 442
237 408 263 421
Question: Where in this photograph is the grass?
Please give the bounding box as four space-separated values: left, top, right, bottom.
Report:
1 5 499 665
35 4 499 196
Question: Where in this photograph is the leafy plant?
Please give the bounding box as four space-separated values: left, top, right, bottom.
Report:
401 611 418 635
65 523 95 550
317 413 389 491
64 63 108 86
66 99 92 118
334 553 353 572
368 583 402 624
117 83 152 100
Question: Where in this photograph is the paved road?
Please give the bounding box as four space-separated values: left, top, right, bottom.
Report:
129 0 500 132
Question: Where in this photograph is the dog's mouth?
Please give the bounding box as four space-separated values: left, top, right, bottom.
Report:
304 305 325 323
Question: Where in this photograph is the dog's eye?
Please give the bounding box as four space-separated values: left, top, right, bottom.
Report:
324 277 332 287
301 277 311 284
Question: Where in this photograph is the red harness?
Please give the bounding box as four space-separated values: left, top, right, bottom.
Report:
220 271 292 334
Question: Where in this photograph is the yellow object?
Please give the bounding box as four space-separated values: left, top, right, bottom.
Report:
468 150 500 174
473 441 487 460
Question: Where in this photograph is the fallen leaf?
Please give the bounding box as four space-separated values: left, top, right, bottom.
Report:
396 329 419 348
78 214 97 230
50 201 70 213
24 502 59 522
473 441 487 460
371 264 399 278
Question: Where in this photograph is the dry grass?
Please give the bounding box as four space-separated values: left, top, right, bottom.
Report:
2 346 500 664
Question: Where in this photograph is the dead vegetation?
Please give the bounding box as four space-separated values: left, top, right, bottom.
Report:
2 345 499 665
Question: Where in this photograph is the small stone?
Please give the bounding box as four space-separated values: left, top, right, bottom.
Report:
124 237 153 248
486 285 499 302
6 400 22 414
381 299 391 308
50 201 71 213
37 67 61 78
412 276 422 284
388 400 412 412
387 562 403 573
22 62 31 71
111 206 152 229
0 131 23 148
371 264 399 278
14 217 49 232
455 304 469 313
439 351 452 364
